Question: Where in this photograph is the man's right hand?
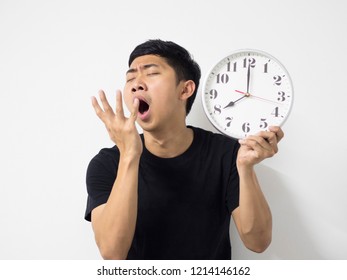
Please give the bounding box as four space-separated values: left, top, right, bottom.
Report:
91 89 143 159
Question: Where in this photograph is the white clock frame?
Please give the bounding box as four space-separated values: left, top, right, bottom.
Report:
201 49 294 139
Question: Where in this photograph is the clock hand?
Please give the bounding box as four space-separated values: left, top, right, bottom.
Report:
235 90 283 105
223 95 248 109
246 61 251 93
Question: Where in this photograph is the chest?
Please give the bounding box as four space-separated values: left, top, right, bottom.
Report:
137 159 227 212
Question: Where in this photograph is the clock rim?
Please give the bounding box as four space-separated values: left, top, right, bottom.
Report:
201 48 294 139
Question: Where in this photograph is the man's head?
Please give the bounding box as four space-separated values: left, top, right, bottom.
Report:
128 39 201 116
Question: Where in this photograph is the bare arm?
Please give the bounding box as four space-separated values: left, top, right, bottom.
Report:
232 126 284 253
90 90 142 259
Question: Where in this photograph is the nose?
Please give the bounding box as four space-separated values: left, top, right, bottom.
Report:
132 84 144 93
131 78 147 93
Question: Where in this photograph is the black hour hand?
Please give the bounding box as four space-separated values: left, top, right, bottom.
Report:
223 101 235 109
223 96 247 108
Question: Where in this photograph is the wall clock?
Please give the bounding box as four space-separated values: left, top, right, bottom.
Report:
201 49 293 139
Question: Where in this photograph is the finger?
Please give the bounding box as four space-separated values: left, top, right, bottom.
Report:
261 131 277 142
115 90 125 118
99 90 114 114
91 96 105 120
130 98 140 121
269 126 284 142
257 130 279 152
240 137 276 158
241 135 273 152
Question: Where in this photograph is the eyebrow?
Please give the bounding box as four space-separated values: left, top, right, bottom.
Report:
126 63 160 75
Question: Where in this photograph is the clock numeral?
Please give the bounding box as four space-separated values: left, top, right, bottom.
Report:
243 58 256 68
216 73 229 84
242 122 251 133
214 104 222 115
225 116 233 128
209 89 218 99
260 118 268 129
277 91 286 102
271 107 280 117
273 75 285 86
227 61 237 72
264 60 271 73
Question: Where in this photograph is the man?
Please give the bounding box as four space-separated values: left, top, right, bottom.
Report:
85 39 284 260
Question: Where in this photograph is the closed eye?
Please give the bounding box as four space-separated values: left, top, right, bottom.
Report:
126 77 136 83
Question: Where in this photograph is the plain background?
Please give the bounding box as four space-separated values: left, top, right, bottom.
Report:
1 0 346 259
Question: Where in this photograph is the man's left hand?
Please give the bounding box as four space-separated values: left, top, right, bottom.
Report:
237 126 284 168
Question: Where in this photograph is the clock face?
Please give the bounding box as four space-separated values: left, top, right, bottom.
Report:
201 49 293 139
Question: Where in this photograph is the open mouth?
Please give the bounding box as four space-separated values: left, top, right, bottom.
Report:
138 99 150 115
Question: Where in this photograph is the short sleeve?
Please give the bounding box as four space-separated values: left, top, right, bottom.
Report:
84 147 119 221
225 141 240 214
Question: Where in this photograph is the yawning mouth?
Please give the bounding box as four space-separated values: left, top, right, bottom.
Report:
138 99 150 115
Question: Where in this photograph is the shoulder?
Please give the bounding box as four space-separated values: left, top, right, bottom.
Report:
190 126 239 152
87 146 120 176
85 146 119 222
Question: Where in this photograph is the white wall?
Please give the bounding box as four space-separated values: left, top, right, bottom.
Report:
1 0 346 259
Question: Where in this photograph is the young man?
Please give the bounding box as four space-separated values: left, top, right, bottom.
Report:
85 39 284 260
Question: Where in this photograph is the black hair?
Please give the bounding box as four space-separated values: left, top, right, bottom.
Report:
128 39 201 116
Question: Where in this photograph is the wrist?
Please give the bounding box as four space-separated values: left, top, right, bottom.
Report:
236 161 255 177
119 152 141 164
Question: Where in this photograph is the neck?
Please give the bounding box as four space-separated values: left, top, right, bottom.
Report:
143 125 193 158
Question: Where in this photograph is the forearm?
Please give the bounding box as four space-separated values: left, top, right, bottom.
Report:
233 127 283 252
235 166 272 252
93 155 140 259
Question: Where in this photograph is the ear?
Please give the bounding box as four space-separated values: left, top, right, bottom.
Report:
179 80 195 101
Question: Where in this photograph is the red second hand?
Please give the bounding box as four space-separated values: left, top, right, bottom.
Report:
235 90 282 105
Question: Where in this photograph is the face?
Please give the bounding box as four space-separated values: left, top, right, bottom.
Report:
123 55 189 132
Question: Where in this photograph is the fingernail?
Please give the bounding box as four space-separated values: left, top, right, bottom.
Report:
133 98 139 106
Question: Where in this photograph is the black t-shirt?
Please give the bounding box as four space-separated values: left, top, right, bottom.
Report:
85 126 240 259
